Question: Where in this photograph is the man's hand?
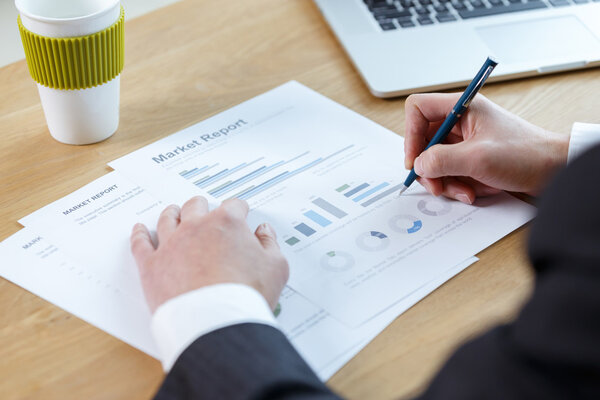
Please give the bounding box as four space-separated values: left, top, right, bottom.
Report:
130 196 289 313
404 93 569 203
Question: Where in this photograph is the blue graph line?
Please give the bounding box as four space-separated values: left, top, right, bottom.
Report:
344 183 369 197
238 171 291 200
303 210 332 227
353 182 390 202
195 168 228 186
210 166 267 196
196 157 263 188
212 161 286 198
239 158 324 200
180 164 217 180
237 145 355 200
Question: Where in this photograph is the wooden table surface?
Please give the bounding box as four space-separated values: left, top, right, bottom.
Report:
1 1 600 399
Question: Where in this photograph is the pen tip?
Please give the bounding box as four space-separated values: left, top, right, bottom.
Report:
397 185 408 197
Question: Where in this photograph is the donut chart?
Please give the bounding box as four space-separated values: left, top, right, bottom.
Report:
320 250 355 272
356 231 391 251
389 215 423 234
418 199 451 216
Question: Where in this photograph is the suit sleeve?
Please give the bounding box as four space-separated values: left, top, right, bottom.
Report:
417 145 600 400
154 323 342 400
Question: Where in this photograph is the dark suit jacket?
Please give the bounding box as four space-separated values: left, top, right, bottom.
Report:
155 146 600 400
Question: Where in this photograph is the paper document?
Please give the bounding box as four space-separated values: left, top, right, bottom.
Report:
109 81 536 326
4 80 534 379
5 173 477 378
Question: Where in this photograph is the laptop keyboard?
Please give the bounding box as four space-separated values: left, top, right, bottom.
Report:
364 0 598 30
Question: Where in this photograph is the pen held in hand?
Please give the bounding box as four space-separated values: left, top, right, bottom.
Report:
398 57 498 197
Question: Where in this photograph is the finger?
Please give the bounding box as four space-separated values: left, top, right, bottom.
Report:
180 196 209 221
405 122 464 170
255 223 280 251
404 93 462 169
456 177 502 197
220 198 250 222
441 177 476 204
414 141 477 179
417 177 444 196
130 223 154 267
156 204 180 243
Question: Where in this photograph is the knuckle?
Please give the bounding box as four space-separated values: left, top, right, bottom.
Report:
130 236 146 252
406 93 425 109
216 206 237 225
161 204 179 218
426 148 443 173
183 196 204 210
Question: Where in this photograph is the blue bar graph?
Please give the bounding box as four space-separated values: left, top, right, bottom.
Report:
236 145 355 200
361 183 404 207
238 171 291 200
211 160 286 197
344 183 369 197
353 182 390 202
194 168 229 187
179 164 217 180
195 157 264 188
231 185 256 199
312 198 347 218
209 166 267 196
295 223 316 237
303 210 332 227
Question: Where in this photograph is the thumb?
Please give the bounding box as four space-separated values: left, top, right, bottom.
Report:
255 223 280 251
414 142 475 179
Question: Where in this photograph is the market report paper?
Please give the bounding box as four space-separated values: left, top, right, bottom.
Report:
7 171 477 378
109 81 536 326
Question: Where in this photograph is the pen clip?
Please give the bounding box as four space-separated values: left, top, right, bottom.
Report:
462 65 495 108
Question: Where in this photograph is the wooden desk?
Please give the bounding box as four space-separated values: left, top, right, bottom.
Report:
1 1 599 398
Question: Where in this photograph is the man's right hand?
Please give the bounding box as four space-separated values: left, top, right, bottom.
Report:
404 93 569 204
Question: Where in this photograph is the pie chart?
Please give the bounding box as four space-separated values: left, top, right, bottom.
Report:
356 231 391 251
417 199 451 216
389 215 423 234
320 250 355 272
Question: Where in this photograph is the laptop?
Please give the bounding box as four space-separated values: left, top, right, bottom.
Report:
313 0 600 97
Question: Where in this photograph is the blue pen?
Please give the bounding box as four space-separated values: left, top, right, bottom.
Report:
398 57 498 196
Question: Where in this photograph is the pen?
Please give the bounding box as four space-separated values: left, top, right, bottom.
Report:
398 57 498 196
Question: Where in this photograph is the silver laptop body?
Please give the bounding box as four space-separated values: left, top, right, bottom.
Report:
314 0 600 97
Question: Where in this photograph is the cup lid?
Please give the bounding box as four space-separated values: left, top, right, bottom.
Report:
15 0 120 23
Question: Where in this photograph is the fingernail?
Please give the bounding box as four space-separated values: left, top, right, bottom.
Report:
414 156 423 175
456 194 472 204
259 223 275 238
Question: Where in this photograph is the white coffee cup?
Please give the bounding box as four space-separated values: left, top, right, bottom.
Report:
15 0 122 145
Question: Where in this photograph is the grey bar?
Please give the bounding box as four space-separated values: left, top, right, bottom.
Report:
344 183 369 197
312 197 347 218
294 223 316 237
361 184 404 207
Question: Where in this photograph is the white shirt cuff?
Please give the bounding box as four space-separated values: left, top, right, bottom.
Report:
151 283 278 372
568 122 600 163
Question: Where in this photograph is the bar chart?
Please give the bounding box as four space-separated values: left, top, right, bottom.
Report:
178 164 219 183
285 197 348 246
337 181 402 207
179 145 357 202
233 145 355 201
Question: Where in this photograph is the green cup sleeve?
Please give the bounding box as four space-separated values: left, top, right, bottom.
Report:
18 7 125 90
